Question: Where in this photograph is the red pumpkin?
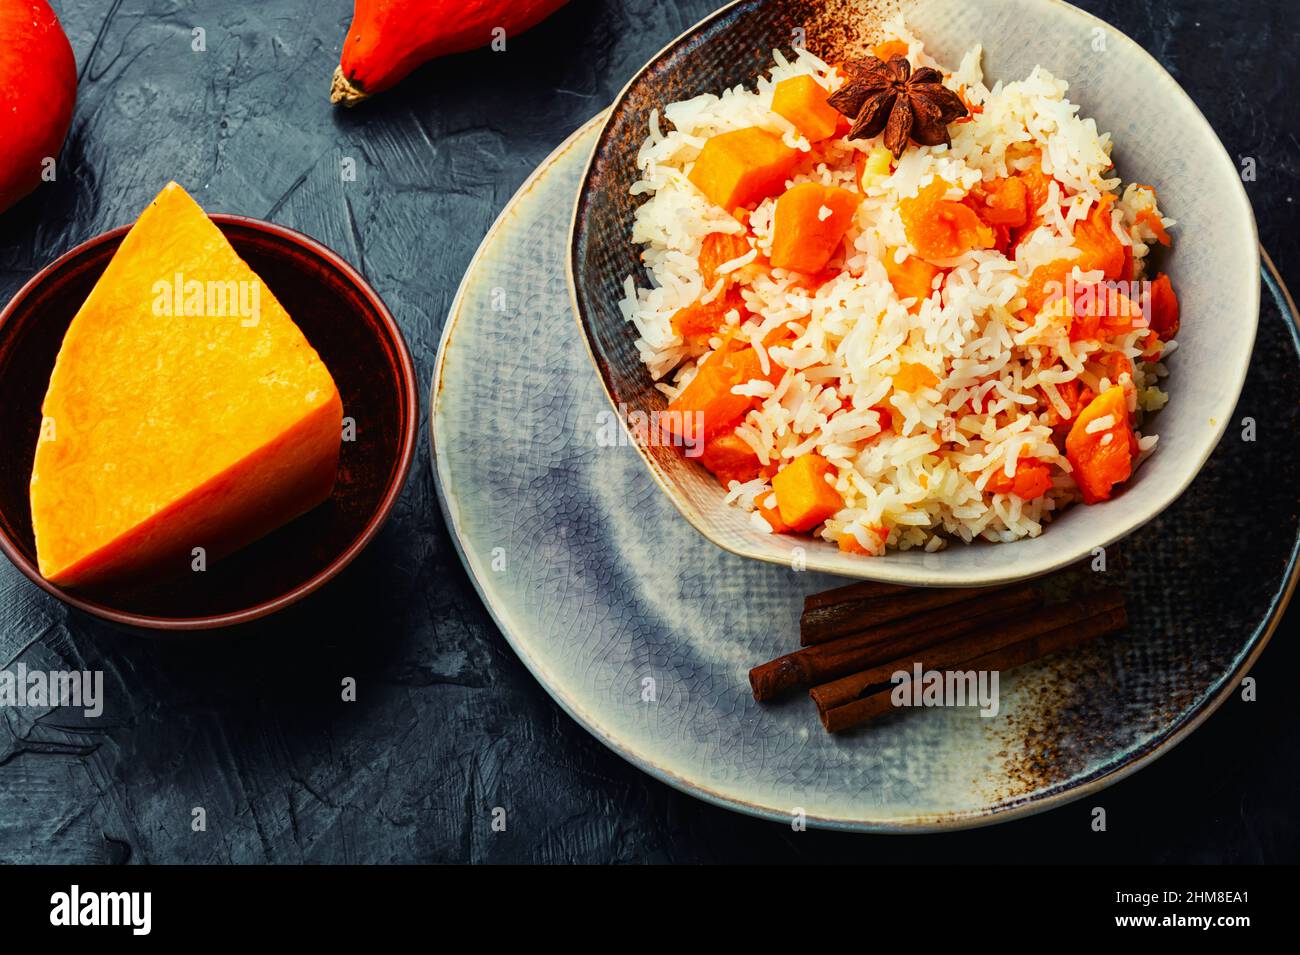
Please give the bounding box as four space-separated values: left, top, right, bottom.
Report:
0 0 76 215
331 0 569 106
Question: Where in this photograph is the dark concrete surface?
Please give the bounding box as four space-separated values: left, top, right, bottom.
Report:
0 0 1296 864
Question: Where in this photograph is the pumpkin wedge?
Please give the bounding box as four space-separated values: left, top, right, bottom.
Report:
30 182 343 589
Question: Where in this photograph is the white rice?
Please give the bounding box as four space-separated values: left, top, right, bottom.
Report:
619 17 1172 553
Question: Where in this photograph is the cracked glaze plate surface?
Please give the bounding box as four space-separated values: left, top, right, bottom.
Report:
431 116 1299 830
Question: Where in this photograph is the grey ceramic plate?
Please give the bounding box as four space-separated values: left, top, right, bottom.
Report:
431 115 1298 830
569 0 1260 586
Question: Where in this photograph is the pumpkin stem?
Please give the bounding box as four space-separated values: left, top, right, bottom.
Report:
329 67 369 107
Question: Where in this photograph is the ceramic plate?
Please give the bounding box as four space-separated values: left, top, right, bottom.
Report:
431 116 1298 830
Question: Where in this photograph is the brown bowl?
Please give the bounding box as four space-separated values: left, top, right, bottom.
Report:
0 215 418 630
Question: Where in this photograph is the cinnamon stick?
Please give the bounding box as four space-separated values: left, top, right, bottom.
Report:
818 599 1127 733
810 588 1126 713
801 580 911 614
750 584 1039 701
799 583 1010 646
818 684 902 732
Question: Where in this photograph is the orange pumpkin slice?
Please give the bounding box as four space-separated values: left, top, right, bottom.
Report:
30 182 343 589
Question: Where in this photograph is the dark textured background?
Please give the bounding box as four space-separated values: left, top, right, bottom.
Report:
1 0 1296 863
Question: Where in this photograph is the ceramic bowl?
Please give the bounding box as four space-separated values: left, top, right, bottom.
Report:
569 0 1259 587
0 215 418 630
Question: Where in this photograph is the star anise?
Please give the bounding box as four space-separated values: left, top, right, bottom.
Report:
827 55 969 158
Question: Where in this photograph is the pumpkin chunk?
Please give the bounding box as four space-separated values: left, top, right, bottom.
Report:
670 289 745 351
1147 273 1180 339
30 182 342 588
1007 157 1057 252
758 499 791 533
987 457 1054 500
1022 257 1075 315
772 452 844 532
769 182 860 273
1065 386 1134 504
882 250 940 311
1067 283 1144 342
838 525 888 554
1073 195 1126 280
688 127 798 212
899 178 995 260
700 432 761 487
698 231 752 286
666 343 777 440
771 75 840 142
872 39 910 60
968 176 1028 227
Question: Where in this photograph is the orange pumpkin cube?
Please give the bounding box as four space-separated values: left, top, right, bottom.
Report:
700 432 761 487
688 127 798 212
667 343 779 440
838 524 888 554
772 452 844 532
838 534 869 554
1147 273 1179 339
1065 386 1134 504
1022 256 1075 315
882 250 940 311
872 40 910 61
698 231 752 286
969 176 1029 227
771 75 840 142
987 457 1054 500
670 288 745 350
1073 195 1126 281
757 499 791 533
899 178 996 261
666 356 751 441
770 182 860 273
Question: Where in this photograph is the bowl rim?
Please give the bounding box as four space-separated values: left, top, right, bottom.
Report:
566 0 1262 588
0 213 419 631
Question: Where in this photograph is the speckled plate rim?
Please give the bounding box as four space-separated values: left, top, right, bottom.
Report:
0 215 421 632
432 114 1298 831
564 0 1262 589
